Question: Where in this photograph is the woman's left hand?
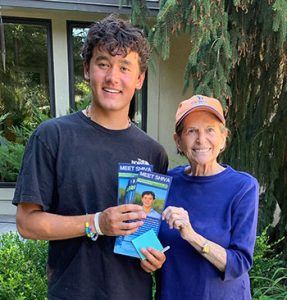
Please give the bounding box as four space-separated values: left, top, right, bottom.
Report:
162 206 193 240
140 248 166 273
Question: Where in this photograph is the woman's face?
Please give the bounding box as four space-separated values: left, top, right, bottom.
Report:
174 110 227 169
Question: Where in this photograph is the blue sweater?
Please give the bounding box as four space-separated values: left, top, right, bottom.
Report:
157 165 259 300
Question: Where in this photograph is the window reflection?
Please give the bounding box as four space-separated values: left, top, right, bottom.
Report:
0 18 52 142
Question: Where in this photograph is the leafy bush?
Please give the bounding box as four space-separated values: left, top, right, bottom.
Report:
250 227 287 299
1 227 286 299
0 107 49 182
0 233 48 300
252 268 287 300
0 140 25 182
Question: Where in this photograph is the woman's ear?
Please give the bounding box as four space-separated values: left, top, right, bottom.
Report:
173 132 182 152
220 130 228 151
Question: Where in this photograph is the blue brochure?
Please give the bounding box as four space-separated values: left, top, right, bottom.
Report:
117 163 153 205
114 168 173 258
132 229 164 260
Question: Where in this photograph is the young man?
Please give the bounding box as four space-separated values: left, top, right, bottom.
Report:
141 191 161 219
13 15 168 300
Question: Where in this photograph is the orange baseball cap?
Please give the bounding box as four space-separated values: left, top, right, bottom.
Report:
175 95 225 128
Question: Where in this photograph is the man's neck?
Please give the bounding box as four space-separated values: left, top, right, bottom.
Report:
85 105 131 130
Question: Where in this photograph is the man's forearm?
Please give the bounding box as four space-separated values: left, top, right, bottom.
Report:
17 204 87 240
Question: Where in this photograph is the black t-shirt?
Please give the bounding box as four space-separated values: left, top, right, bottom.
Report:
13 112 168 300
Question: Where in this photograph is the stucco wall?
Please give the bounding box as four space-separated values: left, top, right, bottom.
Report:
0 189 16 215
2 6 192 170
2 6 192 163
1 7 107 116
148 35 192 167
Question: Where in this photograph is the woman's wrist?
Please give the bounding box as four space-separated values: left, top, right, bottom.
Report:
185 228 198 243
186 231 207 250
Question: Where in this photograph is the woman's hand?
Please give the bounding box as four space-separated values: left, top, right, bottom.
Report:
162 206 227 272
140 248 166 273
162 206 193 240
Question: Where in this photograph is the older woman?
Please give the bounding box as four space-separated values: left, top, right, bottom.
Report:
157 95 259 300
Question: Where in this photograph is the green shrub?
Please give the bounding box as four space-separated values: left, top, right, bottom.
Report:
250 227 287 300
0 233 48 300
1 229 286 299
0 141 25 182
252 268 287 300
0 106 49 182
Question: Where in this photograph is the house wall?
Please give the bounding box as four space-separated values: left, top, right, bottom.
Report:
1 8 107 116
0 188 16 214
0 7 192 214
0 0 159 14
2 6 192 159
148 34 192 165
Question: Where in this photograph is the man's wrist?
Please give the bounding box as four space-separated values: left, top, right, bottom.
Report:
94 212 104 235
85 214 98 241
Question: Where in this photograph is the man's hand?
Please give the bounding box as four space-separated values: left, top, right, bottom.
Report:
140 248 166 273
99 204 146 236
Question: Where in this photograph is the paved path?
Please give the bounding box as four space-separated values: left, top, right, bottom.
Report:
0 215 17 235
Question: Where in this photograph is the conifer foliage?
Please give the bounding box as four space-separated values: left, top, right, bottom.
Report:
128 0 287 250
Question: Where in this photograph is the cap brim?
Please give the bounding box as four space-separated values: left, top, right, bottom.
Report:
176 106 225 128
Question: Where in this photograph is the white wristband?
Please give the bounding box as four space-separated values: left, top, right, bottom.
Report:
94 212 104 235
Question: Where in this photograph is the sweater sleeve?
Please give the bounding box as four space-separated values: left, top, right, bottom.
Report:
223 176 259 281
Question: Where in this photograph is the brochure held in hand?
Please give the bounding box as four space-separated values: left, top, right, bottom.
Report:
114 163 172 258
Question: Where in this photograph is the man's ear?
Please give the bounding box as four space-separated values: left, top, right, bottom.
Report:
83 63 90 81
135 72 145 90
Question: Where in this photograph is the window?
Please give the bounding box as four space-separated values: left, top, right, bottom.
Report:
0 17 54 141
67 21 147 131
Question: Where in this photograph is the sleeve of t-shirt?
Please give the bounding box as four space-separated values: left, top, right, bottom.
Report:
12 127 56 212
154 146 169 175
223 176 259 281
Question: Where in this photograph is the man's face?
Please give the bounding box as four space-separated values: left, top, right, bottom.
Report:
141 194 154 209
84 47 145 115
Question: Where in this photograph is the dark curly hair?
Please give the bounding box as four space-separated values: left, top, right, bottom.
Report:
81 15 151 73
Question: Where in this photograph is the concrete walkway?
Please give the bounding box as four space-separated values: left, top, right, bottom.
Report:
0 215 17 235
